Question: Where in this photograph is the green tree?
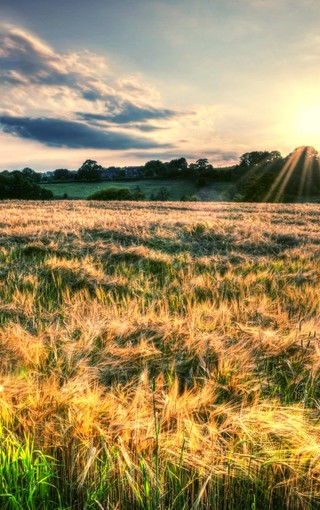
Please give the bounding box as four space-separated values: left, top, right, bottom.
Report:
77 160 102 181
53 169 73 181
144 160 167 177
0 171 53 200
187 158 214 181
167 158 188 177
150 187 170 201
239 151 282 168
22 167 42 183
282 146 320 197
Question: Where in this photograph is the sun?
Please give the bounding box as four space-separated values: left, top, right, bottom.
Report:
295 104 320 141
278 85 320 150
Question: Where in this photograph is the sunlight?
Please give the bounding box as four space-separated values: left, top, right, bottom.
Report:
278 84 320 152
263 150 299 202
263 146 316 202
294 104 320 147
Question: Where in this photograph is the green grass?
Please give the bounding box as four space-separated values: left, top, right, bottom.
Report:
42 179 234 201
1 200 320 508
0 427 60 510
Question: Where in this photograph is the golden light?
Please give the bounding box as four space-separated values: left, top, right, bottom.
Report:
277 84 320 151
295 104 320 144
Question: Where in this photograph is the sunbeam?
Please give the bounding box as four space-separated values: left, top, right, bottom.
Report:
263 146 319 202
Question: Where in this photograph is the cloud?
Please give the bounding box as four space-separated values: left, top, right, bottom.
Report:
245 0 315 5
134 149 238 163
0 22 182 158
205 149 238 161
0 25 83 88
135 125 167 132
0 23 241 168
0 116 171 150
82 90 105 102
78 103 177 124
107 103 176 124
0 24 177 122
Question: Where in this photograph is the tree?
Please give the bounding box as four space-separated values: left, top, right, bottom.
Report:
150 187 170 201
77 160 102 181
22 167 41 183
239 151 282 168
238 146 320 201
195 158 209 169
53 169 73 181
167 157 188 177
286 146 319 162
0 171 53 200
188 158 213 179
144 160 167 177
241 172 277 202
282 146 320 197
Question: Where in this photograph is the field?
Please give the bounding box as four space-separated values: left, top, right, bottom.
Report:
1 200 320 509
42 179 234 201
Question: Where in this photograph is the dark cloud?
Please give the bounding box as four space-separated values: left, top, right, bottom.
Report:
135 124 167 132
82 90 105 102
76 112 166 131
78 102 177 124
0 116 171 150
109 103 176 123
77 113 113 123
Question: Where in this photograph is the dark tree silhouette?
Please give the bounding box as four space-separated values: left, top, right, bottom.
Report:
77 160 102 181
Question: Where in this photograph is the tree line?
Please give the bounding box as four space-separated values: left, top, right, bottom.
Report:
1 146 320 201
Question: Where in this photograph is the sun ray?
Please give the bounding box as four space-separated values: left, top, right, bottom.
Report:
297 147 312 198
263 151 299 202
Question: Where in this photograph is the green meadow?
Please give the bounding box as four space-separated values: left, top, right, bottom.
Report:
42 179 235 201
0 200 320 509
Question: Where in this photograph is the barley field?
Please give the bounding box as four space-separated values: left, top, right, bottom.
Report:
1 200 320 509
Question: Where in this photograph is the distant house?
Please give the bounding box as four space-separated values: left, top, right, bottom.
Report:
41 171 55 182
42 171 55 179
101 166 144 180
101 168 122 180
124 166 145 178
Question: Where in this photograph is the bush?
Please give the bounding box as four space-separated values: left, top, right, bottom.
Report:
180 194 199 202
87 187 145 201
150 187 170 201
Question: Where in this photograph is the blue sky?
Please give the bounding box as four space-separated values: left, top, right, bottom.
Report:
1 0 320 170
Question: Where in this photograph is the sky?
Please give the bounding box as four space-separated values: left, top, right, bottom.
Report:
1 0 320 171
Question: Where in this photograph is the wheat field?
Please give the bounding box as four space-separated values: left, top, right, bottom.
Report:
0 200 320 509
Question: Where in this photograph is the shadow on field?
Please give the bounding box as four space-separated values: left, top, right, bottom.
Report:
0 226 313 261
82 228 309 257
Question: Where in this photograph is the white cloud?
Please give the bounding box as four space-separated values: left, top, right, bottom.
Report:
0 24 177 124
0 22 252 169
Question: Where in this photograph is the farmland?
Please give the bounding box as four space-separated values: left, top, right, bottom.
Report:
42 179 235 201
0 200 320 509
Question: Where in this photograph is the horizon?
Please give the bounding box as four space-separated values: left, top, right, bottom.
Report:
0 145 318 173
1 1 320 171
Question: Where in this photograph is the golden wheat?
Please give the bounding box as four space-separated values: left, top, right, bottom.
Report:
1 200 320 509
